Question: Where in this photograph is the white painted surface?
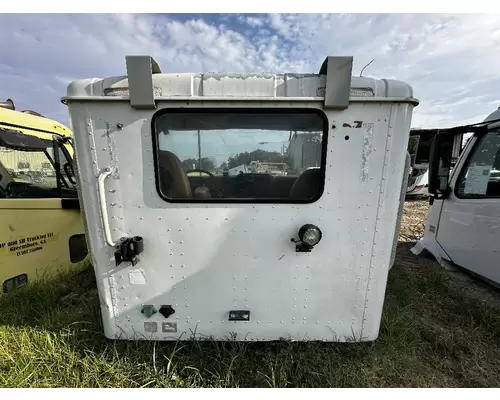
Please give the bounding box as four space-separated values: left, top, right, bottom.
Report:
413 108 500 284
64 73 415 101
65 68 416 342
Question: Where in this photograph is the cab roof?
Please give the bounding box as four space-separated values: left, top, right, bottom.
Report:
62 55 418 108
485 107 500 123
0 107 72 140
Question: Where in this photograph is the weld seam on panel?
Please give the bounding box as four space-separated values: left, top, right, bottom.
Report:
88 115 109 249
106 122 120 179
108 274 120 322
87 115 99 177
361 107 395 335
62 95 418 104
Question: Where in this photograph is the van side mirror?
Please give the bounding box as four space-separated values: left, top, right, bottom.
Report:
428 133 455 200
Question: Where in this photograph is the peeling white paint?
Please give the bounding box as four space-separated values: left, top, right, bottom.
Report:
129 269 146 285
360 123 374 182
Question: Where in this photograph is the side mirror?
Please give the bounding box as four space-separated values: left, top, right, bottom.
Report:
64 162 77 185
407 135 420 169
428 133 455 200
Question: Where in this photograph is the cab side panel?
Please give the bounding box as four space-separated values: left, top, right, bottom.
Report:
0 199 87 292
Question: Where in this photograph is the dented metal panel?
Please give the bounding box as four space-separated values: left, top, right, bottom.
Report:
63 74 417 104
283 74 326 98
202 74 282 97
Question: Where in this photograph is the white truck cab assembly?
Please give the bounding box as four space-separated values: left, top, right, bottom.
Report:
412 108 500 285
63 55 418 342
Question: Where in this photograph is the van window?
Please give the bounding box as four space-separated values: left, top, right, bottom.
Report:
152 109 328 203
456 130 500 198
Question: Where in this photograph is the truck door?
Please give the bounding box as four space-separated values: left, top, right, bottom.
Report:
0 128 87 293
435 130 500 282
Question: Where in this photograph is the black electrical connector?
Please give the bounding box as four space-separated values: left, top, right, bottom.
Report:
159 305 176 318
114 236 144 266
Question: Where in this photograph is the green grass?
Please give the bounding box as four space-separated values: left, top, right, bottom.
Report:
1 251 500 388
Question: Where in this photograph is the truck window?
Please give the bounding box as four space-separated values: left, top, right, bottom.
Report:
456 130 500 198
0 141 75 198
152 109 327 203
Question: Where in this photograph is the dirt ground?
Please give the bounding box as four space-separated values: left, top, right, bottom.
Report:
398 199 429 243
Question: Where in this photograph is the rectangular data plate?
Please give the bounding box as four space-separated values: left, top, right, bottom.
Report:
144 321 158 333
228 310 251 321
162 322 178 333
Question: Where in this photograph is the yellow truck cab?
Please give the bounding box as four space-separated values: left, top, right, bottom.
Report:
0 99 87 293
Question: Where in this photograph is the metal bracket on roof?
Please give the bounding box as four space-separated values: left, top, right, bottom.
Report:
319 56 353 110
125 55 161 109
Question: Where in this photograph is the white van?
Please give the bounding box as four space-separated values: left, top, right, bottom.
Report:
63 55 418 342
412 108 500 285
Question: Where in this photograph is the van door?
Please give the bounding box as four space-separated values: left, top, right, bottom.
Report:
0 129 87 293
434 130 500 282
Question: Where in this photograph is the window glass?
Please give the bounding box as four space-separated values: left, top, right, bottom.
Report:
47 145 76 190
153 110 327 202
0 133 75 198
456 131 500 198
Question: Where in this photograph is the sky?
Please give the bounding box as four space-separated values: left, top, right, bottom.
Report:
1 13 500 130
159 128 291 166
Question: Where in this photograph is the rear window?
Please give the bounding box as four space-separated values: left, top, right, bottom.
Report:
152 108 328 203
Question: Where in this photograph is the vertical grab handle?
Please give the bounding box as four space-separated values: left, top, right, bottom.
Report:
98 168 116 247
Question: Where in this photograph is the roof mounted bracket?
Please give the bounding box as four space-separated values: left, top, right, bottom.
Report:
125 55 161 110
319 56 353 110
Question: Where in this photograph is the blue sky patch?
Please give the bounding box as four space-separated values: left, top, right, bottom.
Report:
0 13 499 128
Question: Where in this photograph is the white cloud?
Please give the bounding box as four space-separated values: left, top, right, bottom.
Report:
246 16 264 27
0 13 499 128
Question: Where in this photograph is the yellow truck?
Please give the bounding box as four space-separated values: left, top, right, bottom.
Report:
0 99 87 293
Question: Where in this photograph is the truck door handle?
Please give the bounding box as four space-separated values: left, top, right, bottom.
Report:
97 167 116 247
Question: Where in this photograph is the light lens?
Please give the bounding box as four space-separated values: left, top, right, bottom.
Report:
302 227 321 246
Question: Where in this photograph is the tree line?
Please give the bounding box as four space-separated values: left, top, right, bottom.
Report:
181 149 289 172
